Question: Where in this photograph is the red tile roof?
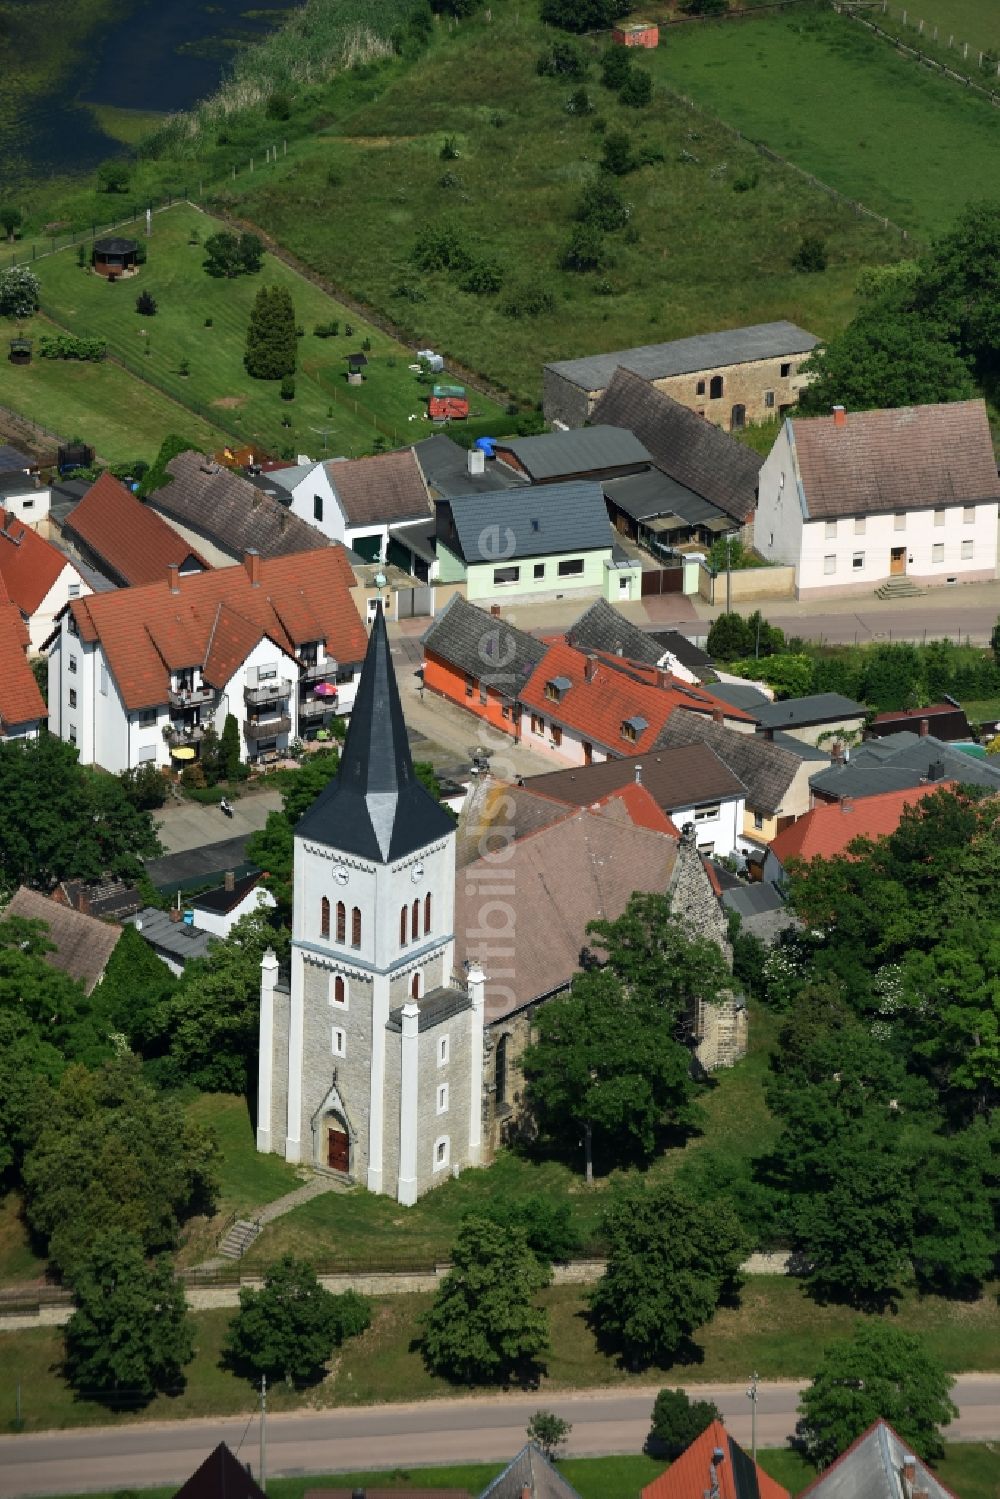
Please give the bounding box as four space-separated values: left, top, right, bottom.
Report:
0 507 70 615
871 702 959 723
642 1421 789 1499
0 600 47 729
62 472 211 586
770 783 957 865
791 400 1000 519
65 548 367 711
591 780 682 837
520 639 750 756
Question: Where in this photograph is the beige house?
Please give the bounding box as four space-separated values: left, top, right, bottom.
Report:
543 321 818 431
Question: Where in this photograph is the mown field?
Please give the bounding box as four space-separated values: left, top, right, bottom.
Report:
655 8 1000 240
891 0 1000 51
221 2 898 402
12 201 505 463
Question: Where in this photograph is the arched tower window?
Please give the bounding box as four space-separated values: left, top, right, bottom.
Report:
411 971 421 1000
351 906 361 948
336 901 346 943
412 897 420 940
400 904 408 947
333 975 345 1005
495 1033 508 1106
709 374 724 399
320 896 330 939
424 891 432 933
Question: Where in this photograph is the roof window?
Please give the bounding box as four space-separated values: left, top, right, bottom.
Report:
545 675 572 702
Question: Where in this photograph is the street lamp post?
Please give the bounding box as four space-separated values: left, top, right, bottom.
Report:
746 1370 760 1464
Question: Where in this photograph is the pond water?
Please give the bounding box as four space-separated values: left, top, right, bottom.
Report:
3 0 300 187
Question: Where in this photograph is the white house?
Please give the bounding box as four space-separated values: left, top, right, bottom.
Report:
190 871 276 938
46 548 369 774
0 473 51 532
269 448 435 576
755 401 1000 598
0 506 88 652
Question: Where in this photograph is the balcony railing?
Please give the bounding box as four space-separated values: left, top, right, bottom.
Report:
165 723 206 747
299 658 338 684
299 697 337 720
245 715 291 742
168 684 215 711
244 678 292 706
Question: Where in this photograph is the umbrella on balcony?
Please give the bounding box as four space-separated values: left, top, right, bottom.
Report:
313 682 338 698
171 746 197 760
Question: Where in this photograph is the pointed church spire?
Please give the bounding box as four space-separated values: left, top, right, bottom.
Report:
296 604 454 862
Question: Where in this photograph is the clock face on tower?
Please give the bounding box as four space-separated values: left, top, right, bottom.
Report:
411 861 425 884
332 865 349 886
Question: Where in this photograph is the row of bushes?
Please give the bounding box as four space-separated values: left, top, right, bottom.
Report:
38 333 107 361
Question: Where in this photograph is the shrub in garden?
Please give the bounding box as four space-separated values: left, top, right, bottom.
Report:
38 333 107 361
461 258 504 295
619 69 653 108
601 129 637 176
576 176 630 231
560 223 607 272
541 0 629 34
204 230 264 279
280 375 295 400
266 90 292 120
793 234 828 272
566 87 594 115
440 135 461 161
410 225 472 273
0 265 40 318
600 45 633 92
135 290 157 316
313 320 340 337
536 39 586 77
178 359 190 378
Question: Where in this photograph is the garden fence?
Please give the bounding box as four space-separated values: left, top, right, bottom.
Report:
834 1 1000 100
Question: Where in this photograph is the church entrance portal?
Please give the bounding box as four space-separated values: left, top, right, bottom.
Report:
327 1122 350 1173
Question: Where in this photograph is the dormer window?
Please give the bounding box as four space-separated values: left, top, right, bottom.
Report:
545 675 571 703
621 715 647 743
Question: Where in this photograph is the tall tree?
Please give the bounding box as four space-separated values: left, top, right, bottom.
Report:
244 284 297 379
916 199 1000 393
589 1178 745 1367
422 1217 551 1385
224 1256 370 1386
64 1233 193 1407
797 1324 957 1467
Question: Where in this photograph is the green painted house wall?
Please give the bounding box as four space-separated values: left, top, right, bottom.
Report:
437 540 467 584
465 547 610 601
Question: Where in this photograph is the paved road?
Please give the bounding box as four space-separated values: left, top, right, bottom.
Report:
152 788 283 857
2 1377 997 1497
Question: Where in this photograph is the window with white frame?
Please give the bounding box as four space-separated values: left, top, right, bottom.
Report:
694 804 720 823
332 1027 346 1058
932 542 945 563
854 516 866 535
437 1083 449 1115
68 656 77 674
438 1034 449 1067
557 558 584 577
825 520 837 539
433 1135 450 1171
961 539 974 559
68 583 80 598
493 565 520 586
893 513 906 531
852 553 864 570
68 725 77 743
823 555 836 575
934 509 945 527
963 506 976 523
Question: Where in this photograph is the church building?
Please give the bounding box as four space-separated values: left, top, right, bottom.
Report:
256 605 485 1203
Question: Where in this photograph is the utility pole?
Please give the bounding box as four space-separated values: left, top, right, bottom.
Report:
746 1370 759 1464
725 535 732 615
259 1373 267 1493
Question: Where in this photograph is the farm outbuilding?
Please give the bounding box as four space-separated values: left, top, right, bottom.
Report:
612 20 658 47
91 236 139 279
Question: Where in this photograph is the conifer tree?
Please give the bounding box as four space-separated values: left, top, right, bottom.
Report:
244 285 297 380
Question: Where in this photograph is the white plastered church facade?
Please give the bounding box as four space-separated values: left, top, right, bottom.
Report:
256 607 485 1204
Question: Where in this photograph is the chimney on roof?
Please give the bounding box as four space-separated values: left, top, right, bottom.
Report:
467 447 485 476
712 707 724 724
169 906 183 923
832 404 847 428
831 739 845 764
244 549 261 586
490 603 501 619
167 562 180 594
224 870 235 893
585 654 598 683
840 797 853 814
634 763 642 785
76 889 91 916
927 758 946 781
764 725 774 742
919 717 930 737
656 668 669 689
902 1456 917 1492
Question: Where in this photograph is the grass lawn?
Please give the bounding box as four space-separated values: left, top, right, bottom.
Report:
25 201 506 464
222 2 895 403
890 0 1000 51
0 313 229 463
962 698 1000 725
5 1277 999 1434
655 9 1000 240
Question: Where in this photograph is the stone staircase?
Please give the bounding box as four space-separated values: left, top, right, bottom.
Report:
214 1172 350 1262
218 1218 262 1260
875 576 926 600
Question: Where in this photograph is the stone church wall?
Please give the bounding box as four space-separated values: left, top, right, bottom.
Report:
415 1015 473 1197
269 981 291 1155
383 1034 401 1192
300 954 375 1181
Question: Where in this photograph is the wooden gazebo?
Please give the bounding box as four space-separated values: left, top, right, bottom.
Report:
92 236 139 280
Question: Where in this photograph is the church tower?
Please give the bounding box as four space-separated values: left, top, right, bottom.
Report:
257 605 484 1204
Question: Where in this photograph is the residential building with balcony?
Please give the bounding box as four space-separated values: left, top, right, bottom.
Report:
46 548 368 773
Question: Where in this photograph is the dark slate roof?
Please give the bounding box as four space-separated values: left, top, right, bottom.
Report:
444 480 612 562
49 478 92 526
126 907 214 963
591 368 763 522
422 594 546 701
155 452 328 560
647 630 714 676
174 1442 266 1499
413 434 527 498
754 692 866 730
654 707 804 815
547 320 818 392
386 984 471 1033
497 425 651 479
769 729 830 762
810 732 1000 799
93 236 138 254
297 605 455 863
566 597 663 666
479 1443 584 1499
603 469 689 522
527 741 746 813
191 871 263 915
143 835 259 893
708 682 771 713
0 444 32 473
0 473 44 497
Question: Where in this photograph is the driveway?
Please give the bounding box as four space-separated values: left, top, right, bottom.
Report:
152 788 283 856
